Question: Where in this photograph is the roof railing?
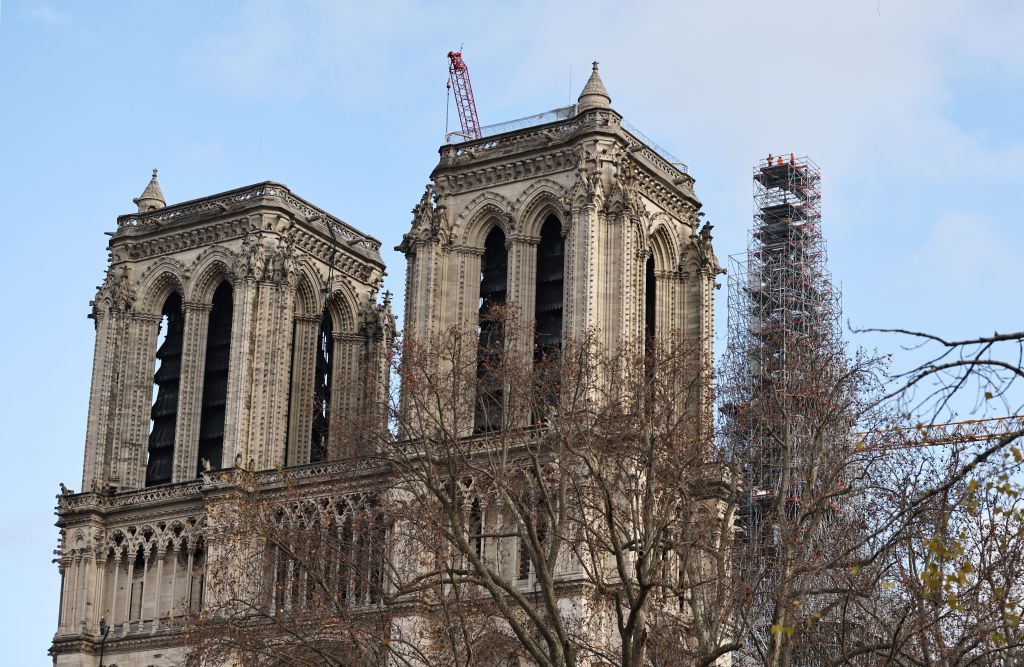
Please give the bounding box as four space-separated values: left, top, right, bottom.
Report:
445 105 689 175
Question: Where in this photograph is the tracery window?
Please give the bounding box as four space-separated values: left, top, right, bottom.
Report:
197 282 232 475
475 226 507 433
311 309 334 463
146 293 184 486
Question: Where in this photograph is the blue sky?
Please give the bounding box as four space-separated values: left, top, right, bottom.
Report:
2 1 1023 661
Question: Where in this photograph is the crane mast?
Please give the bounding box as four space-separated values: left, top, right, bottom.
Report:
448 50 482 140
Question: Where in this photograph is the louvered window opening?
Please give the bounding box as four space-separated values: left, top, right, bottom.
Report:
645 255 656 359
475 227 507 433
146 293 184 487
534 216 564 359
197 282 233 475
311 310 333 463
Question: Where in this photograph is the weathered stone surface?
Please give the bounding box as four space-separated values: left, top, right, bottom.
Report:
52 71 720 664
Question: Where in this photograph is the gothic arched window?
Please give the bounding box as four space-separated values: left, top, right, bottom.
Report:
197 281 233 475
534 215 564 360
475 226 507 433
645 255 656 358
311 309 333 463
146 292 184 487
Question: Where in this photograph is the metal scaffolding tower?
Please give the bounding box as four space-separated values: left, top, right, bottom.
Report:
722 154 844 663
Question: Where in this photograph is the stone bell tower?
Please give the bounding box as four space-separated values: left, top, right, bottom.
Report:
397 63 721 432
82 175 390 491
53 174 392 665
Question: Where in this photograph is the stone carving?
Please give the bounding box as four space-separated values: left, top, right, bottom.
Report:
568 148 602 209
95 264 137 313
601 146 644 219
269 238 293 284
236 233 267 280
115 183 380 253
398 184 452 254
677 221 724 278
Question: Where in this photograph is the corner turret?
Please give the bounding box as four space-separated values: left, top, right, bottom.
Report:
133 168 165 212
576 61 611 112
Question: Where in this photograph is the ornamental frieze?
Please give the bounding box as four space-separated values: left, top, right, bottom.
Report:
435 147 576 195
111 219 377 286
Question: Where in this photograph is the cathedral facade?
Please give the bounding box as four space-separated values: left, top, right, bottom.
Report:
52 65 719 666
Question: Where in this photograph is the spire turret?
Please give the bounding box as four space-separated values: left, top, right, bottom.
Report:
577 61 611 112
134 168 166 212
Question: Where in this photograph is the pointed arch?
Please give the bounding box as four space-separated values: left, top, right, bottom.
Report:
456 192 512 248
292 261 325 317
513 179 569 238
135 258 188 316
325 286 358 334
187 248 236 305
647 216 681 272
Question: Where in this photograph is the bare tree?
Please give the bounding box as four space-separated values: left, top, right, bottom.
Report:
183 469 394 666
185 310 1024 667
186 308 741 667
380 310 739 667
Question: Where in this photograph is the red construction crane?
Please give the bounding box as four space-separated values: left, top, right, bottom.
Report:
448 50 482 140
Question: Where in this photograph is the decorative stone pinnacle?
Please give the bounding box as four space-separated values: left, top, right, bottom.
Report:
577 60 611 112
133 167 166 212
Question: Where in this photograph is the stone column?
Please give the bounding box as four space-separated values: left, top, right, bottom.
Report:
655 268 677 346
173 302 211 482
57 557 71 635
330 331 365 459
140 549 151 630
241 278 298 470
76 551 95 634
169 542 180 618
508 236 539 336
89 549 107 634
266 283 298 467
454 247 483 437
82 310 116 491
151 546 165 633
122 551 134 635
224 277 255 471
109 550 122 628
119 313 162 489
285 314 321 466
101 311 133 489
565 202 600 341
407 240 449 341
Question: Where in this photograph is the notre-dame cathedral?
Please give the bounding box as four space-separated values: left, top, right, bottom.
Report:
52 64 719 666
